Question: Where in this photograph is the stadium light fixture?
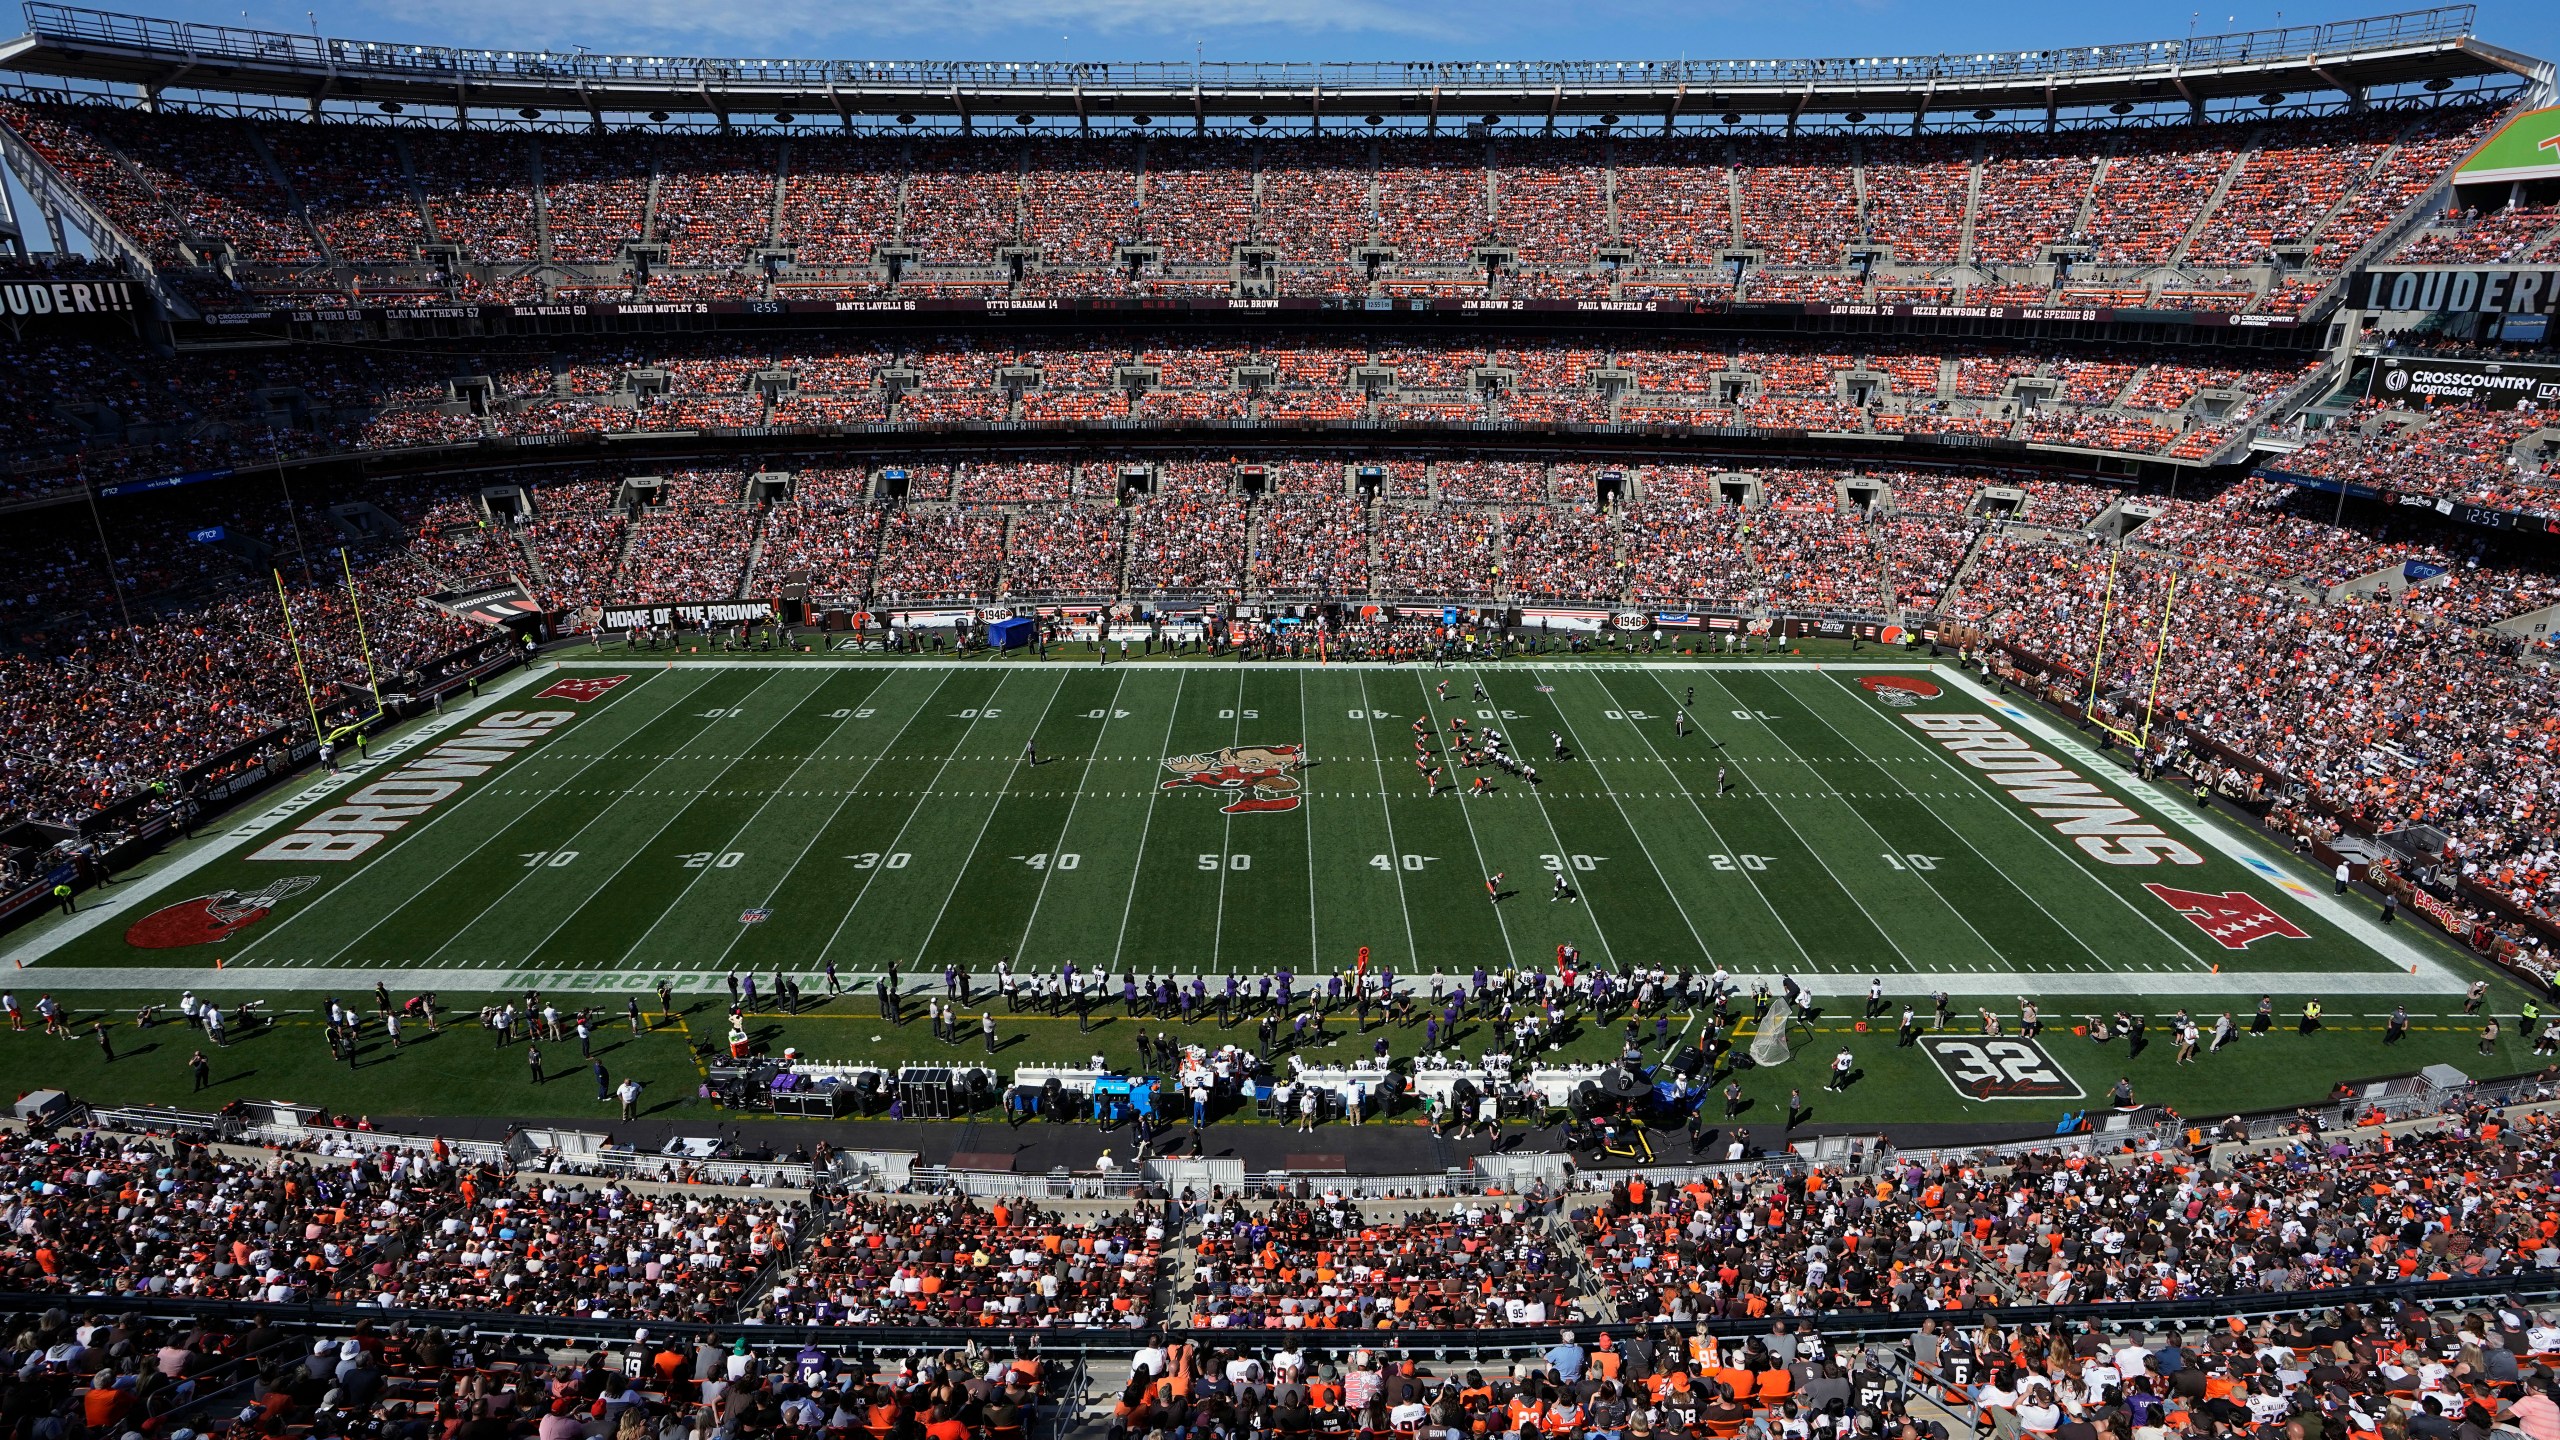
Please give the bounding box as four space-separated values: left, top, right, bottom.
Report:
897 112 916 124
1973 107 1996 119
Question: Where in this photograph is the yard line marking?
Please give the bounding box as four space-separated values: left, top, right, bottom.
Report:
1795 670 2223 973
1210 671 1250 974
1749 671 2110 968
1407 671 1521 973
1298 668 1322 973
1515 665 1712 968
812 672 1036 971
1111 673 1188 973
486 671 816 970
1685 667 2005 965
1351 672 1423 973
1456 668 1624 968
1575 668 1824 969
1630 669 1921 970
600 669 902 971
911 672 1074 966
1012 670 1131 961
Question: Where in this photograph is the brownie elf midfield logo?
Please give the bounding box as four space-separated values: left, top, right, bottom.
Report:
1161 744 1307 814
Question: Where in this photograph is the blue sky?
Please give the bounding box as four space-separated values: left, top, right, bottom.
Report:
108 0 2560 68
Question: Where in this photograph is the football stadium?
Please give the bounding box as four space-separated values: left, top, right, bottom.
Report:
5 0 2560 1426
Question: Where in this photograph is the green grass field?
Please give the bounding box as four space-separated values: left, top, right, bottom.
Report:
0 651 2530 1130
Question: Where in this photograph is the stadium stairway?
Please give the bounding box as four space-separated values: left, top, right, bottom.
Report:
2166 130 2261 268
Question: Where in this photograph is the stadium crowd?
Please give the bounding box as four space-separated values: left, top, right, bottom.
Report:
0 98 2504 321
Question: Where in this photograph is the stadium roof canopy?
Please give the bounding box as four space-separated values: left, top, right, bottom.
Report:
0 2 2542 130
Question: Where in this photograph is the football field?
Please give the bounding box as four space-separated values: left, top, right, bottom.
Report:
5 651 2527 1125
14 654 2461 997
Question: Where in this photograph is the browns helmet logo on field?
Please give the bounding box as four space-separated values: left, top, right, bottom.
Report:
125 875 319 949
1162 744 1307 815
1859 674 1943 708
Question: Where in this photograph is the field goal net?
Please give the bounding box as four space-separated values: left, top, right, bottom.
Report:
1749 998 1797 1068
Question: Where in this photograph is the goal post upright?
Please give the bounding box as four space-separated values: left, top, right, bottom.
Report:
335 545 388 739
272 568 325 747
2079 547 2121 728
2132 569 2181 756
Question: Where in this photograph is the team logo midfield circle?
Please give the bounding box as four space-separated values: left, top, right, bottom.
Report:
124 875 320 949
1161 744 1307 814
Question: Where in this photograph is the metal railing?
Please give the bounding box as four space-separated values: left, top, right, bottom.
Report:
17 4 2477 95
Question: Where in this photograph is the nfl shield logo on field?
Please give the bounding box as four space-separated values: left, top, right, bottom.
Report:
740 908 772 924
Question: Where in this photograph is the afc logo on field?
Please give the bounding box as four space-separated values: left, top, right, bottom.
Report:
538 675 627 702
1918 1035 2085 1101
2142 884 2311 949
